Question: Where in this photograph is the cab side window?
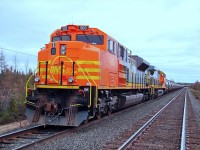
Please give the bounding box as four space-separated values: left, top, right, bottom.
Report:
108 39 115 53
124 48 127 62
127 50 130 63
119 45 124 60
118 44 129 62
118 44 121 57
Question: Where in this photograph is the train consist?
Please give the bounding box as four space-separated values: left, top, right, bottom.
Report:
26 24 182 126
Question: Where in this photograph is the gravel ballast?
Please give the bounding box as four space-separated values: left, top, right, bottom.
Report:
188 89 200 128
33 89 184 150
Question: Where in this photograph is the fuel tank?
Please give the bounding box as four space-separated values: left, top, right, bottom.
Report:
118 93 144 109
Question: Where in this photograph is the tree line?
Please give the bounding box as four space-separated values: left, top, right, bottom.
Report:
0 51 33 124
190 81 200 91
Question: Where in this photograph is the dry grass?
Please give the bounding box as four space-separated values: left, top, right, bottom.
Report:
190 89 200 100
190 81 200 100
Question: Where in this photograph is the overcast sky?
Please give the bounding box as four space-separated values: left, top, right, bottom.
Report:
0 0 199 83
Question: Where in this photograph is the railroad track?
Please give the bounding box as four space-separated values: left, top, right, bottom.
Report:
0 125 70 150
111 89 200 150
118 88 186 149
186 90 200 149
105 88 200 149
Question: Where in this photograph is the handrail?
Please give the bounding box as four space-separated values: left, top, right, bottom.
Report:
62 56 94 108
25 66 38 102
25 61 49 102
81 67 98 108
75 62 92 107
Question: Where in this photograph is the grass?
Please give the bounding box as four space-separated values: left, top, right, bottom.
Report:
190 89 200 100
190 81 200 100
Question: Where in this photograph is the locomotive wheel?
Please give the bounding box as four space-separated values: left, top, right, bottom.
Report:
96 113 102 119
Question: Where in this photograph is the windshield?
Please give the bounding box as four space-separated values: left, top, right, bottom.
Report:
52 35 71 42
76 34 104 45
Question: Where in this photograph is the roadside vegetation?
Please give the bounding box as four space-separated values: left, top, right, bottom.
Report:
190 81 200 100
0 51 33 125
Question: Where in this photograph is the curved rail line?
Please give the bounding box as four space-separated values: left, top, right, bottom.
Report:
118 88 185 150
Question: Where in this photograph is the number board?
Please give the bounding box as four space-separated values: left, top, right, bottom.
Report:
78 25 89 30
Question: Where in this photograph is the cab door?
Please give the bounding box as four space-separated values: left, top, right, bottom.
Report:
48 56 60 84
46 43 61 85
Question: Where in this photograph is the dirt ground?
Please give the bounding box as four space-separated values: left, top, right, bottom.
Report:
0 120 29 134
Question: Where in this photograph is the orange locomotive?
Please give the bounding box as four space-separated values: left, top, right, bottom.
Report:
26 24 179 126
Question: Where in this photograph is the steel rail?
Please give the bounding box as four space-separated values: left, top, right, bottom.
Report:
118 88 185 150
15 128 71 150
0 125 69 150
180 88 187 150
0 125 43 142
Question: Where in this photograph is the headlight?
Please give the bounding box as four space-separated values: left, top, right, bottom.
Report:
34 77 40 82
60 45 66 55
68 77 74 83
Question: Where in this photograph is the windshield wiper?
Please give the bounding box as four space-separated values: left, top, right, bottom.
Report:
83 31 89 41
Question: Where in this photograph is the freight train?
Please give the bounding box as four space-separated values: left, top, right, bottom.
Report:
26 24 182 126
